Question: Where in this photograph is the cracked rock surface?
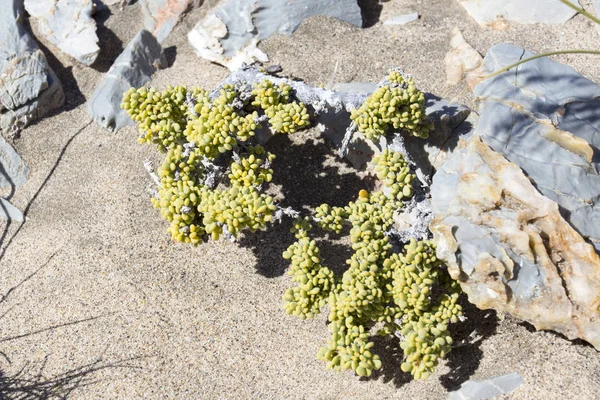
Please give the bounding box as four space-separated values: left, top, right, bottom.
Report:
430 134 600 349
87 29 166 132
0 0 64 135
475 43 600 252
24 0 100 65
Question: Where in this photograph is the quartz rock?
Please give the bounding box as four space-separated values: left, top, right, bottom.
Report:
430 134 600 349
140 0 201 43
87 29 166 132
24 0 100 66
444 27 483 88
188 0 362 70
0 0 64 135
475 43 600 252
457 0 580 27
0 197 24 222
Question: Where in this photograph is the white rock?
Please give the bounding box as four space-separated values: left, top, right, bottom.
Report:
383 12 419 26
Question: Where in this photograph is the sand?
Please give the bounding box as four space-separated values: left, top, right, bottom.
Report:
1 0 599 399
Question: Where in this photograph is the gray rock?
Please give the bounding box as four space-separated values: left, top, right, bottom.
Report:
430 134 600 349
24 0 100 65
457 0 580 26
383 12 419 26
0 134 29 189
0 0 64 135
140 0 201 43
88 29 166 132
448 372 523 400
188 0 362 69
474 43 600 251
0 197 24 222
332 82 377 95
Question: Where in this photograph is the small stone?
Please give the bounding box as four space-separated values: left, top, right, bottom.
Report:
382 12 419 26
444 28 484 88
87 29 166 132
0 197 24 222
448 372 523 400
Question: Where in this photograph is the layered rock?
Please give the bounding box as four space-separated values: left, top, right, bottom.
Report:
24 0 100 65
0 0 64 135
188 0 362 70
88 29 166 132
475 44 600 252
430 134 600 349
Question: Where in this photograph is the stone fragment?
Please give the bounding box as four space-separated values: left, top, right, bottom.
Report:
87 29 166 132
474 43 600 251
0 197 24 222
383 12 419 26
0 0 64 135
448 372 523 400
140 0 201 43
430 134 600 349
457 0 580 26
0 135 29 189
332 82 377 94
188 0 362 70
24 0 100 66
444 28 484 88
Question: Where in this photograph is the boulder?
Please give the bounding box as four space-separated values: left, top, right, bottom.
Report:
87 29 166 132
430 134 600 349
0 0 64 136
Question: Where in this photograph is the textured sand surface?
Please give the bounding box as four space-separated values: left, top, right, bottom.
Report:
1 1 599 399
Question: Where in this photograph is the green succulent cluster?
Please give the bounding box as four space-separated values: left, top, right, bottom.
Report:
122 81 312 244
122 85 203 151
282 150 462 379
251 80 310 133
350 71 433 141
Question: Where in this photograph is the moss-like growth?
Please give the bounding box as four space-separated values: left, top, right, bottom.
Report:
350 70 433 141
282 150 462 379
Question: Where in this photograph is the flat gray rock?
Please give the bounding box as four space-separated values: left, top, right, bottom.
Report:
457 0 580 26
188 0 362 69
140 0 200 43
474 43 600 251
88 29 166 132
448 372 523 400
0 0 64 135
24 0 100 65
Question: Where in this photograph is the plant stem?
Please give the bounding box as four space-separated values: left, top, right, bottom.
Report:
482 49 600 80
559 0 600 25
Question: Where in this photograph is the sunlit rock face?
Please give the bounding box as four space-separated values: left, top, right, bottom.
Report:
430 135 600 349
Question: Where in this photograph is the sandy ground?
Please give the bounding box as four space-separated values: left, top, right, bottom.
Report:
1 0 600 399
